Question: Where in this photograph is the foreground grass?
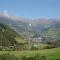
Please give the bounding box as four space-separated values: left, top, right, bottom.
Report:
0 47 60 60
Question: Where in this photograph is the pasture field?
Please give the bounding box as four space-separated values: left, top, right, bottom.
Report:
0 47 60 60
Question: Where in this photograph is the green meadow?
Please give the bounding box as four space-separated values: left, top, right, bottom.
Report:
0 47 60 60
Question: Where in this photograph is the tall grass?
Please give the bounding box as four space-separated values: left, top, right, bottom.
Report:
0 53 59 60
0 53 19 60
0 53 46 60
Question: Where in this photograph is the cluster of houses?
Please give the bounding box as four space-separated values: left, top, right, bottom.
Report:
25 36 43 44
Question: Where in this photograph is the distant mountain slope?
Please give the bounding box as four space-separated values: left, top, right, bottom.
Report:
42 22 60 38
0 12 60 38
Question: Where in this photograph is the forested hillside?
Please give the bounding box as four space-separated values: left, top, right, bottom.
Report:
0 23 24 50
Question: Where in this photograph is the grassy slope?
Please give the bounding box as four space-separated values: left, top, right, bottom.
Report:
0 47 60 59
15 37 25 44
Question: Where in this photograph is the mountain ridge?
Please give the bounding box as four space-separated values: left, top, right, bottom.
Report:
0 12 60 34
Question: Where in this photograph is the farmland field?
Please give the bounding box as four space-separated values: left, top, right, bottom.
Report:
0 47 60 60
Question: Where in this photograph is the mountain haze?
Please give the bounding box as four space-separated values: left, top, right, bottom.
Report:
0 12 60 37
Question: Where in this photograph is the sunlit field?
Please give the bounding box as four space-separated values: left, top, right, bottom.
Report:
0 47 60 60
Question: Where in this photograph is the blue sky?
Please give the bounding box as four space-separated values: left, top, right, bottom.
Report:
0 0 60 19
